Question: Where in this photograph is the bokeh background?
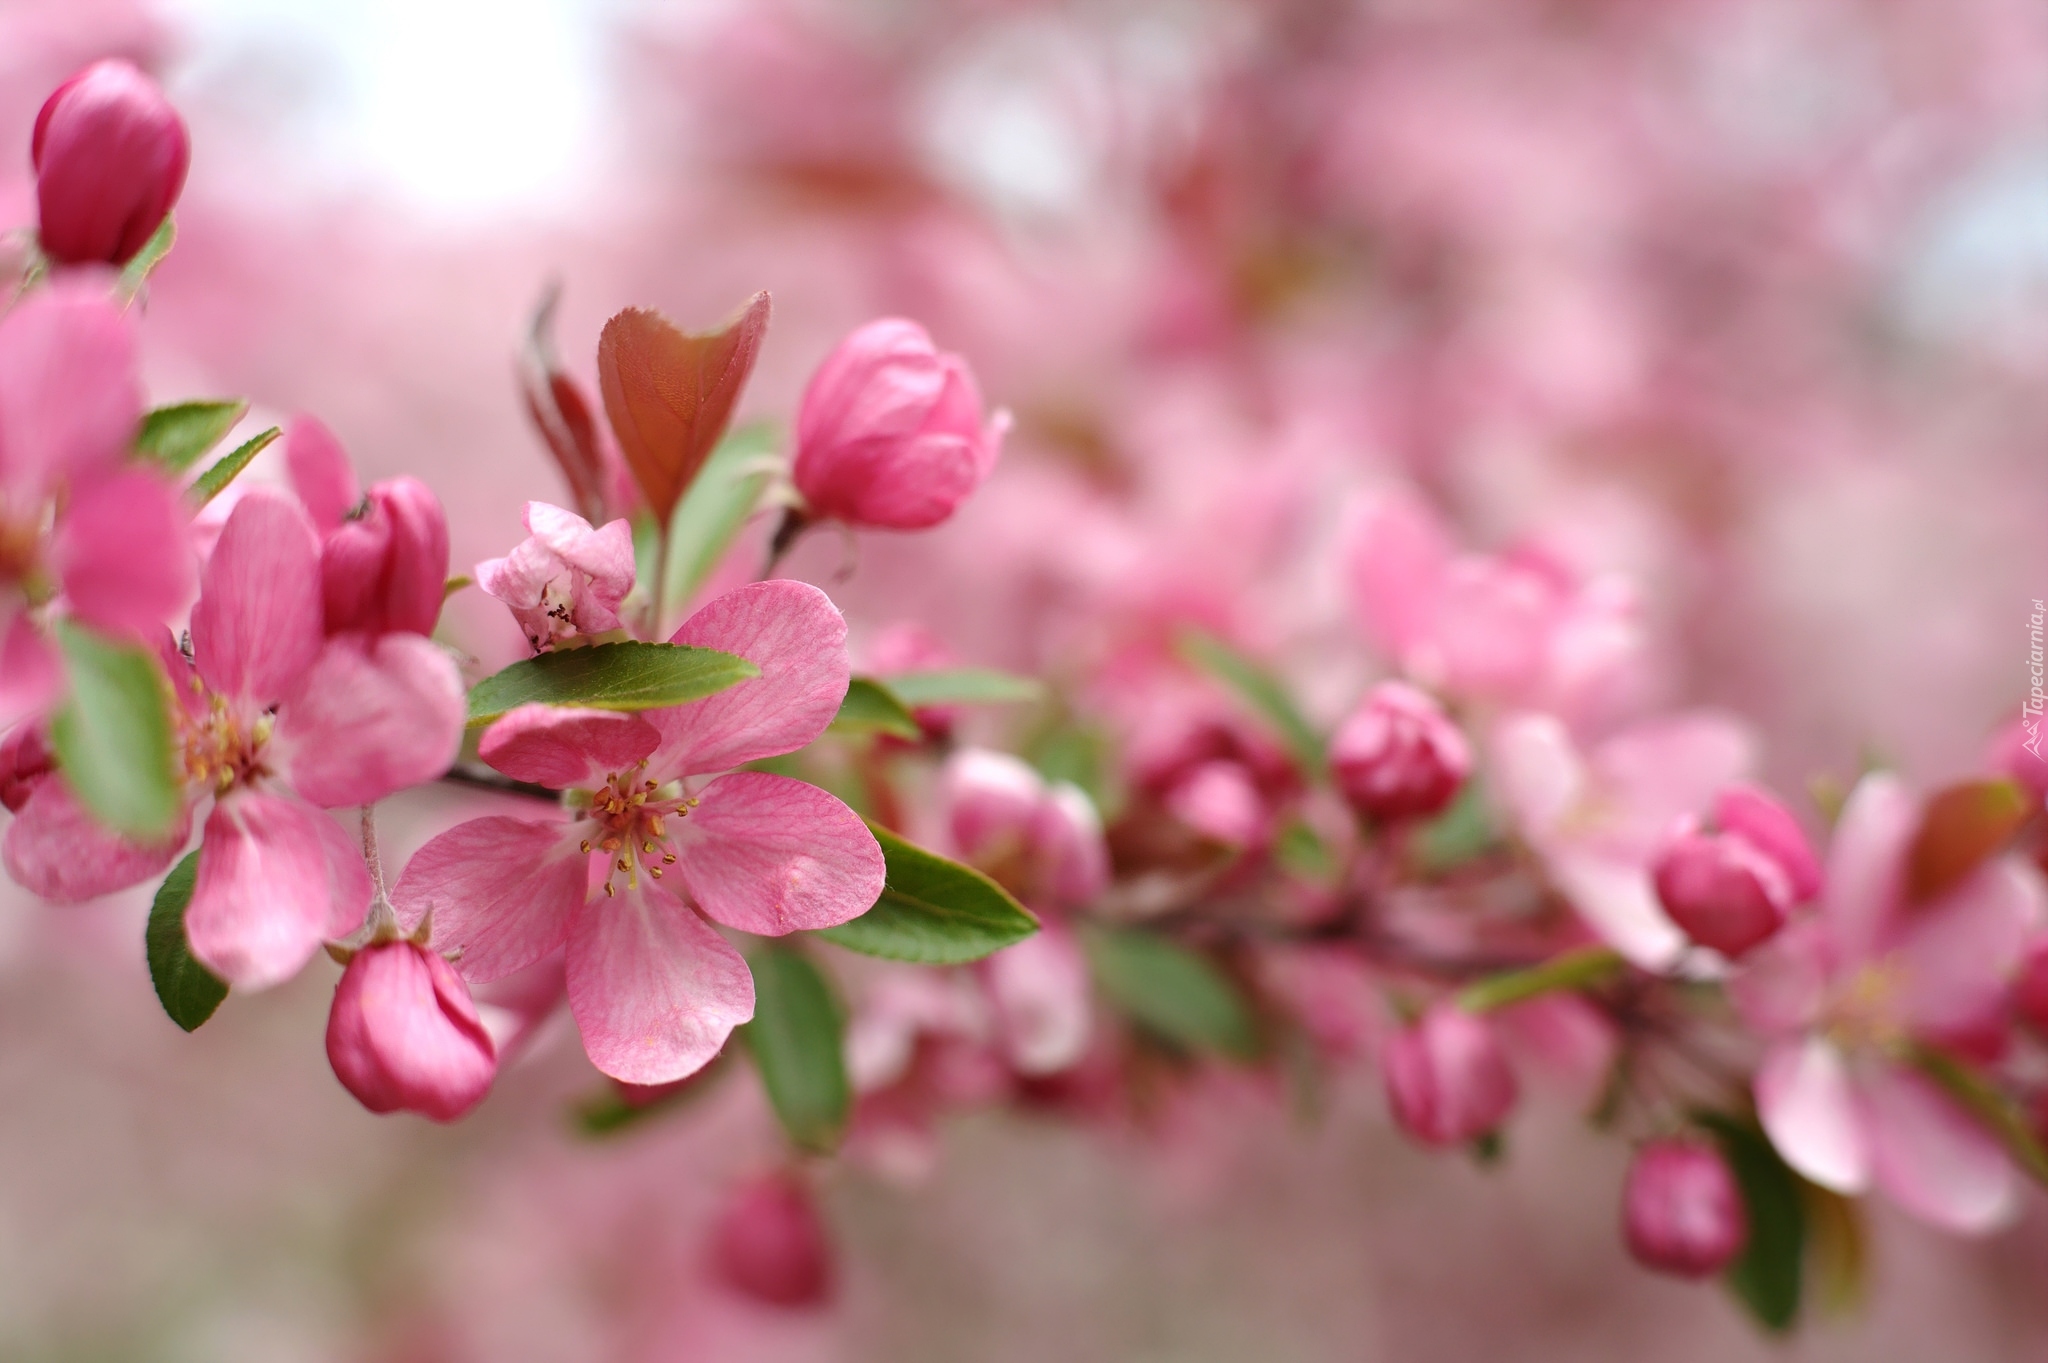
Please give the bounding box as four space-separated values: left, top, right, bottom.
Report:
5 0 2048 1357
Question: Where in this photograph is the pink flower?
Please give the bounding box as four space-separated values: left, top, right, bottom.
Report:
285 417 450 637
1622 1139 1747 1278
1652 784 1822 959
326 940 497 1121
474 501 635 651
708 1170 835 1309
391 580 886 1084
31 59 190 267
942 747 1108 907
1329 680 1471 822
1381 1002 1518 1147
983 920 1093 1076
4 492 464 986
792 318 1007 531
0 281 192 733
1730 774 2044 1233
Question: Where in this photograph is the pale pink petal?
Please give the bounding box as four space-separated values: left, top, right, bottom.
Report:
649 580 850 774
1494 993 1618 1109
1756 1036 1872 1194
1037 782 1110 906
272 632 464 807
1 774 186 901
1165 760 1270 847
284 415 360 533
1716 784 1824 902
391 816 587 983
1342 488 1450 660
1549 850 1689 971
1488 713 1584 843
188 491 324 708
0 614 61 735
0 279 140 492
185 790 337 990
1895 858 2043 1038
1823 773 1916 964
1429 557 1558 699
1859 1063 2017 1234
525 502 634 582
984 920 1092 1076
1726 917 1831 1035
313 806 373 939
672 772 884 934
51 469 193 636
477 704 660 790
1590 712 1757 850
565 883 755 1084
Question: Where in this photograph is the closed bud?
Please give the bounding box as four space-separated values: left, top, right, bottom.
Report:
1652 827 1789 959
326 941 496 1122
2013 938 2048 1036
1330 681 1471 822
1381 1002 1517 1147
709 1170 835 1309
793 318 1006 530
32 60 190 267
1622 1139 1747 1277
321 476 451 636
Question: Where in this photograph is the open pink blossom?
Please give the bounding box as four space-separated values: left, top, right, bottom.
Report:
4 492 464 988
284 417 450 638
1729 774 2044 1233
0 280 192 733
391 579 886 1085
474 500 635 651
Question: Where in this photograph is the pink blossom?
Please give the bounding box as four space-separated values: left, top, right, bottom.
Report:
983 920 1092 1076
1329 680 1471 822
474 501 635 651
1381 1002 1518 1147
326 940 496 1121
792 318 1007 531
1730 774 2044 1233
391 580 885 1085
31 59 189 266
941 747 1107 907
1622 1139 1746 1278
707 1170 835 1309
285 417 450 638
1652 784 1821 959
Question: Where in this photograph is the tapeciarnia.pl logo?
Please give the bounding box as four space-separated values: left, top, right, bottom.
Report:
2026 599 2046 759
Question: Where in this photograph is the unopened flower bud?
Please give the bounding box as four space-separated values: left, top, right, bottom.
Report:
1330 681 1470 822
1381 1002 1517 1147
792 318 1006 530
1622 1139 1747 1278
2012 938 2048 1036
709 1170 835 1309
32 60 190 267
0 725 53 813
1651 827 1789 959
326 941 496 1121
321 477 450 636
475 501 634 651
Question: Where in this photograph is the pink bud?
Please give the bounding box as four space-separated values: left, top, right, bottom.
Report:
320 477 450 637
0 725 53 813
2013 938 2048 1036
792 318 1006 530
1712 784 1823 902
1651 830 1788 959
326 941 496 1122
1381 1003 1517 1147
709 1171 835 1309
1622 1139 1747 1278
32 60 190 267
1032 783 1110 906
1330 681 1471 822
945 748 1045 862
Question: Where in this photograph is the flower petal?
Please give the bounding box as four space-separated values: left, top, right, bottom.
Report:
1588 711 1756 853
1548 849 1689 971
1342 487 1451 661
673 772 884 934
1488 713 1584 844
649 579 850 774
391 815 586 983
284 415 360 533
51 469 193 637
477 704 660 791
189 491 324 708
1726 917 1831 1035
1756 1036 1871 1194
984 920 1092 1076
1 773 186 902
0 279 140 493
1859 1063 2017 1234
313 805 373 939
0 613 61 735
272 632 464 807
565 884 754 1084
1895 857 2043 1039
1823 773 1916 964
185 790 337 990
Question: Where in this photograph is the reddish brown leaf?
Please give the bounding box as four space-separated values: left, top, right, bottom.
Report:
520 285 611 525
596 291 771 524
1906 779 2030 904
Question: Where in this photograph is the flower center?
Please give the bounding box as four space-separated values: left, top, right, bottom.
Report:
1824 959 1906 1054
0 507 48 598
176 674 273 795
572 763 695 898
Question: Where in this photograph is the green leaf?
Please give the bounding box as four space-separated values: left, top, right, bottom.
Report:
135 400 248 473
1174 628 1324 775
1699 1113 1805 1333
189 426 281 506
115 215 176 294
740 944 849 1153
1081 923 1260 1061
50 622 180 838
1911 1045 2048 1186
465 641 759 726
817 821 1038 964
146 853 226 1032
883 668 1044 709
1456 946 1625 1014
659 421 778 629
1410 778 1497 875
829 678 921 740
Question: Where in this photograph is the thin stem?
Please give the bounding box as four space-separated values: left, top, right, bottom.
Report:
359 804 387 900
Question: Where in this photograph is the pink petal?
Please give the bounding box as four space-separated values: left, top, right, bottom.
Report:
984 920 1092 1076
478 704 660 791
1823 773 1916 965
649 580 850 775
326 940 496 1121
51 469 194 637
1589 712 1757 850
272 632 464 807
391 816 586 983
1342 488 1451 661
1756 1036 1871 1194
189 491 325 708
0 614 61 735
284 415 360 533
1488 713 1584 843
526 502 636 583
1548 849 1689 971
1716 783 1824 902
0 773 186 902
565 883 755 1084
1859 1063 2017 1234
0 279 140 493
185 790 338 990
673 772 885 934
1895 858 2043 1039
1726 917 1831 1035
313 805 373 939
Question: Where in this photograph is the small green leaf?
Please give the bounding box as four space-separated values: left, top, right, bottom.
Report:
659 421 778 629
1911 1045 2048 1186
740 944 849 1153
883 668 1044 709
146 853 226 1032
1699 1113 1805 1333
1081 923 1260 1061
1174 628 1323 775
50 622 180 838
829 678 921 740
115 215 176 294
817 821 1038 964
135 400 248 472
189 426 281 506
1274 818 1337 883
465 641 759 726
1456 946 1625 1014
